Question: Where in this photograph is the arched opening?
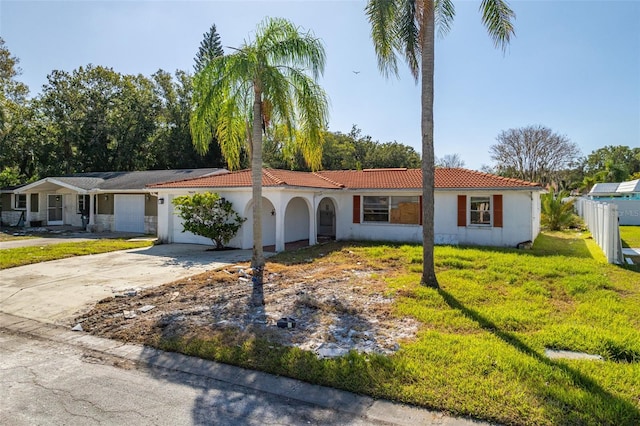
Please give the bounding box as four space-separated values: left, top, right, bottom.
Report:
317 197 336 242
284 197 310 248
243 197 276 250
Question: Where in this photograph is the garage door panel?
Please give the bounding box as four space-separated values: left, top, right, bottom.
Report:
114 195 145 233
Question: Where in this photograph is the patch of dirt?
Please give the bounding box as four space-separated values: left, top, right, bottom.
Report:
76 247 419 358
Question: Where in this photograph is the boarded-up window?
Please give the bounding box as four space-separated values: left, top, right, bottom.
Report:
360 196 421 224
390 196 420 224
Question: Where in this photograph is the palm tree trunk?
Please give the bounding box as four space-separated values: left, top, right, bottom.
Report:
421 1 439 288
251 84 265 306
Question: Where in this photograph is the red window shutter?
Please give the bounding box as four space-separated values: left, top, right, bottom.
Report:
353 195 361 224
419 196 423 225
457 195 466 227
493 194 503 228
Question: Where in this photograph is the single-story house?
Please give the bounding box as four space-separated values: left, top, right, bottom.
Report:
149 167 543 250
587 179 640 225
0 169 224 233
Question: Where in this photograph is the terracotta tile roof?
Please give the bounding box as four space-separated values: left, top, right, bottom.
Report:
149 168 342 189
433 168 542 189
316 168 541 189
150 167 542 190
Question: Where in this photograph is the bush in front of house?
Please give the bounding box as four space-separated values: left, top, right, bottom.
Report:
172 192 246 249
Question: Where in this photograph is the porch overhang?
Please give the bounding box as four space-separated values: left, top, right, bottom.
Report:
15 178 92 194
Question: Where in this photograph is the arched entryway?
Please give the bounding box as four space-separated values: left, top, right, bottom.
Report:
243 197 276 250
284 197 310 246
317 197 336 241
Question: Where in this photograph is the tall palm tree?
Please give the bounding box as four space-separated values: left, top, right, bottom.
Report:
366 0 515 288
190 17 329 306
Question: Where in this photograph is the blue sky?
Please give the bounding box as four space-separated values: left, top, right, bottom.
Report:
1 0 638 170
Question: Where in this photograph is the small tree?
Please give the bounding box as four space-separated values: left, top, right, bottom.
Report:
172 192 245 249
541 190 576 231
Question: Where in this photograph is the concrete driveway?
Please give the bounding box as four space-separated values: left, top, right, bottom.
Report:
0 244 252 325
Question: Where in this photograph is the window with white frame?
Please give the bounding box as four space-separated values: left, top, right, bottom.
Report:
13 194 26 210
470 196 491 225
77 194 90 215
362 196 420 224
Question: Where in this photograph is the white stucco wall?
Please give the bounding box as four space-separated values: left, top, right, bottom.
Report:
334 190 539 247
156 187 541 250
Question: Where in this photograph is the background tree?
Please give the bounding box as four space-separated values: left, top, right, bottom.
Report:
0 37 34 182
490 125 580 184
194 24 224 73
366 0 515 288
582 145 639 181
436 153 465 168
190 17 329 307
152 69 225 169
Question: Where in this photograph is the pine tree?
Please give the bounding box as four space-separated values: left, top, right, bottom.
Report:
194 24 223 73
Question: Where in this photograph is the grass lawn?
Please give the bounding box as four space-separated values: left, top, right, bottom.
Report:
152 231 640 425
620 226 640 248
0 239 154 269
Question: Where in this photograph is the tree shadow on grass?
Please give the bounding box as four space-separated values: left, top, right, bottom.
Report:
438 288 640 425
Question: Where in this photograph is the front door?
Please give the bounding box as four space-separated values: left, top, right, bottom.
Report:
47 194 64 225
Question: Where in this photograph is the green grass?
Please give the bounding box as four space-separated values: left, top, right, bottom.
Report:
0 239 154 269
152 232 640 425
620 226 640 248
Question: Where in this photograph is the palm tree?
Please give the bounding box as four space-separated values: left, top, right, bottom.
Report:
366 0 515 288
190 17 329 306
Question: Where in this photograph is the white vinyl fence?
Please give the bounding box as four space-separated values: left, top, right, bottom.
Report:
575 198 623 264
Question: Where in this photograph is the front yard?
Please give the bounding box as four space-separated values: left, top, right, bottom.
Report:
77 230 640 426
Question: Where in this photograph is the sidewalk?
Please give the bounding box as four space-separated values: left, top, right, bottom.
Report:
0 312 489 426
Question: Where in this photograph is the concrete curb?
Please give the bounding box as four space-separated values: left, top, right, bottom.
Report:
0 312 491 426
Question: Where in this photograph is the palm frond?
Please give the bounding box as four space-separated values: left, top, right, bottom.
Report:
396 0 420 79
366 0 400 78
435 0 456 38
479 0 516 52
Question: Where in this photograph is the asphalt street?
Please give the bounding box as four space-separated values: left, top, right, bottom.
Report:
0 331 383 426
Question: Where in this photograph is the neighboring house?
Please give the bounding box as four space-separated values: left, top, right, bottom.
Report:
0 169 224 233
150 168 543 251
587 179 640 225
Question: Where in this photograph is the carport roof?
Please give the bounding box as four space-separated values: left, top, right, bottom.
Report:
150 167 543 190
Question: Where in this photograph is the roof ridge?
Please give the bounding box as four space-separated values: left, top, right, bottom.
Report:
313 171 345 188
457 168 541 187
147 169 234 188
263 168 285 185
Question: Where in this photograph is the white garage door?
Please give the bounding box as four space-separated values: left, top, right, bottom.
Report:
114 195 145 233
